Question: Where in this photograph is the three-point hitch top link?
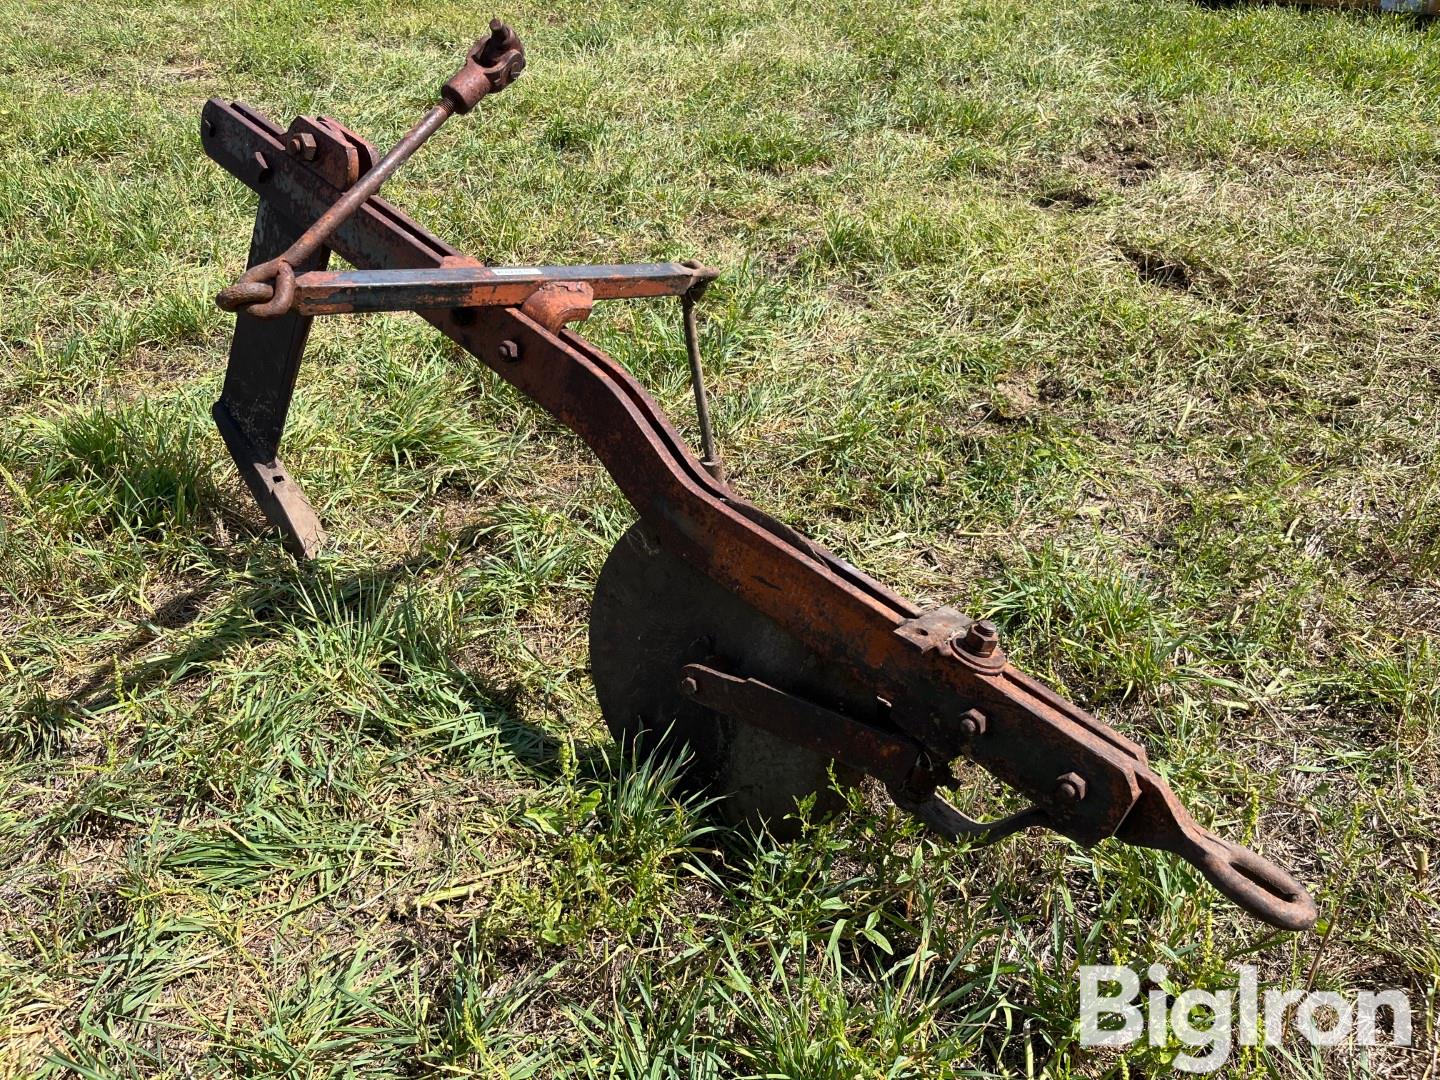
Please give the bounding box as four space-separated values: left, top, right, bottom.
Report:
203 26 1318 932
215 19 525 319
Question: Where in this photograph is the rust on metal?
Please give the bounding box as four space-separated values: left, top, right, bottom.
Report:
286 262 715 316
281 116 373 188
520 281 595 332
440 20 526 114
680 661 940 793
198 31 1318 932
215 20 525 319
681 290 724 482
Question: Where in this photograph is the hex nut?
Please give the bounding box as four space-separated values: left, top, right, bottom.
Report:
955 619 999 658
1054 771 1087 805
288 132 318 160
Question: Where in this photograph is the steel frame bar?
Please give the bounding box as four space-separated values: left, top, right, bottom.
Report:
291 262 717 316
214 201 332 556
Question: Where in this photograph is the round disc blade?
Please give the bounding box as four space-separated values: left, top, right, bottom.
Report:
589 522 863 835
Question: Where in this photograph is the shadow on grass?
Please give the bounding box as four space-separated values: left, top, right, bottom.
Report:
1194 0 1434 23
33 521 563 774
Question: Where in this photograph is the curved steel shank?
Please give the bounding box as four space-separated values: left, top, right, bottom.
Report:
200 98 1316 931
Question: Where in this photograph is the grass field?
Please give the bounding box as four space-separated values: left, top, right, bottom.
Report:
1 0 1438 1075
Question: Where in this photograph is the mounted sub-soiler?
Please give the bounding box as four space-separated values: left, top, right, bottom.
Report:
205 22 1316 931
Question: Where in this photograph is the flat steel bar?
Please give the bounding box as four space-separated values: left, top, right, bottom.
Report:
292 262 718 315
680 662 928 791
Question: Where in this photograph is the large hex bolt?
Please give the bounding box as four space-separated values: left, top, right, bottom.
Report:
958 708 987 739
955 619 1000 659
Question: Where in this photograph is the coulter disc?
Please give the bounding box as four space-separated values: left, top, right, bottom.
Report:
588 521 865 834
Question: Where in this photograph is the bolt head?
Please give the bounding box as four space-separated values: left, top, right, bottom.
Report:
679 676 698 697
1054 772 1087 805
955 619 1000 659
496 339 520 362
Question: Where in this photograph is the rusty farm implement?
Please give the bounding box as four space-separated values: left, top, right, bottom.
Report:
202 22 1317 931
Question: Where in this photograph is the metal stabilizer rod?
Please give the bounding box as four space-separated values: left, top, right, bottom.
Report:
215 20 526 319
682 291 724 482
275 257 730 481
